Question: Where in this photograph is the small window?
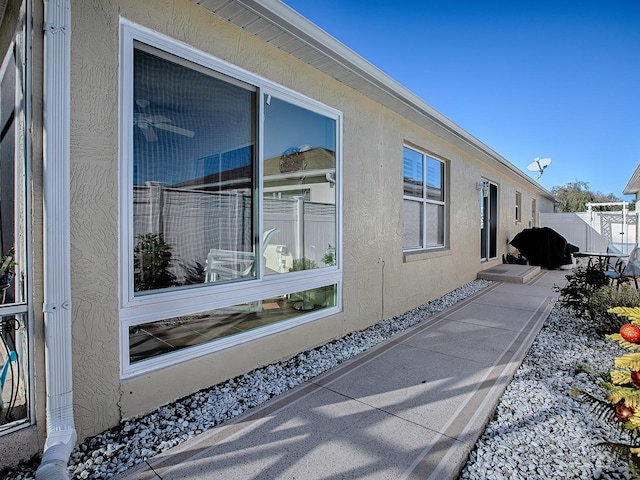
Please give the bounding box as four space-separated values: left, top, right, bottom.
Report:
403 146 446 250
515 191 522 222
531 198 537 227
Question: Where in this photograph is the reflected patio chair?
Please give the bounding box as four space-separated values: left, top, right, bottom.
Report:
204 228 279 313
0 350 17 411
605 245 640 288
205 228 279 282
204 248 255 282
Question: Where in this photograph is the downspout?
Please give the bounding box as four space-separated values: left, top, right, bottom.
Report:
36 0 76 479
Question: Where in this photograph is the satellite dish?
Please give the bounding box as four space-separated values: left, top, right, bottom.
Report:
527 157 552 180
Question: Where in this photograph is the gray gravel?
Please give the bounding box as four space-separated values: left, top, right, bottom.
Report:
1 279 634 479
459 307 633 480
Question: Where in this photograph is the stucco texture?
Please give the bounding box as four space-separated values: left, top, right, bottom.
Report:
61 0 555 440
69 0 121 440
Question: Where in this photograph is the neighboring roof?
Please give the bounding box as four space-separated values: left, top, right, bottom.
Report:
190 0 556 201
264 147 335 177
623 164 640 196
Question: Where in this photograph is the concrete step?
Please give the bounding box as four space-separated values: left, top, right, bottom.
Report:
477 264 542 283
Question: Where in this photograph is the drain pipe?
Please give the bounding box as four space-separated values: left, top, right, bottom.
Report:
36 0 76 479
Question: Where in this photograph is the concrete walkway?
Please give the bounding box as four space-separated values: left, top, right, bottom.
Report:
119 267 567 480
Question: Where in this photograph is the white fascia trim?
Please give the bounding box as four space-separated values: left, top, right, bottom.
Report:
623 163 640 195
212 1 554 200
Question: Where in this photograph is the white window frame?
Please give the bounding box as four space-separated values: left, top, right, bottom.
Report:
402 145 447 252
0 20 34 435
515 191 522 223
118 20 343 378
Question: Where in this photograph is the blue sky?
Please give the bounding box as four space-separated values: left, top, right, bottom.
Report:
282 0 640 199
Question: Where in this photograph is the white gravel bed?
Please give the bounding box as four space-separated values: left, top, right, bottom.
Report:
458 307 633 480
1 280 491 479
6 280 634 480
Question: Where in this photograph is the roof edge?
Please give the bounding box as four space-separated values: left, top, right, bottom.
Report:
195 0 556 201
623 164 640 195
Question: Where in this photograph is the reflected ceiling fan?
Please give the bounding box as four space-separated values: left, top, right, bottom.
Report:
134 99 195 142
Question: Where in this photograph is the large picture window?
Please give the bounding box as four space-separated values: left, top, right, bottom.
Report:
402 146 446 251
120 22 341 376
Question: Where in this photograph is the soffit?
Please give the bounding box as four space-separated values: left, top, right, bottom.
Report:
191 0 556 200
624 164 640 195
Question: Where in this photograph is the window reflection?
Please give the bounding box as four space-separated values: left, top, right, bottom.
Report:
263 96 337 274
0 24 29 431
132 47 256 293
0 314 28 428
129 285 338 363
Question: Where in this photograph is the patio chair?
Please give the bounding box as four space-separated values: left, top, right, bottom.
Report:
605 245 640 288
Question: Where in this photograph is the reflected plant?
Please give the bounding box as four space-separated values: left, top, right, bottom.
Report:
289 257 318 272
322 245 336 266
181 261 206 285
133 233 177 291
0 248 17 285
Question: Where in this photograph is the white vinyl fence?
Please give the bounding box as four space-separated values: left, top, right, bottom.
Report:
540 208 638 254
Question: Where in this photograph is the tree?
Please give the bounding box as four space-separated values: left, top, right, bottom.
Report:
551 180 621 212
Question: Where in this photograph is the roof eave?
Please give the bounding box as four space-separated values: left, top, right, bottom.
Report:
191 0 556 201
623 164 640 195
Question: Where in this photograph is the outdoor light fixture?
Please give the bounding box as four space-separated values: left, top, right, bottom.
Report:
476 181 489 197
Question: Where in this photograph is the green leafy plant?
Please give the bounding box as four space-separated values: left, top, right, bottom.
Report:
133 233 177 291
554 264 610 317
572 388 640 475
575 363 591 375
589 284 640 334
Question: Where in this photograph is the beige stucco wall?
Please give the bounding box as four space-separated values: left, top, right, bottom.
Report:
34 0 556 444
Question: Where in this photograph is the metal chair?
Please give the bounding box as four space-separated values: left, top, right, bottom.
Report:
605 245 640 288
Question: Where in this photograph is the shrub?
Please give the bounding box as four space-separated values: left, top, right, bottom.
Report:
555 265 610 317
589 284 640 334
574 306 640 477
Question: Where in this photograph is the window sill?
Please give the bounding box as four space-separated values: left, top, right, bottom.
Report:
403 248 451 263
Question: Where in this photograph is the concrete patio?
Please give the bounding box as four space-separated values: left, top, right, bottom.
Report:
118 267 566 480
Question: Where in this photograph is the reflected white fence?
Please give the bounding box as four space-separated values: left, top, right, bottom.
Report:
133 185 336 283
